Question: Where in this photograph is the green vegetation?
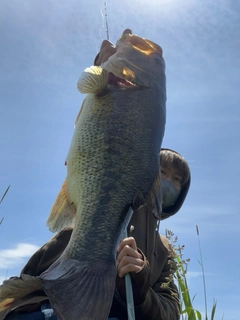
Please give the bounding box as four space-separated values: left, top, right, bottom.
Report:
0 185 10 225
166 228 218 320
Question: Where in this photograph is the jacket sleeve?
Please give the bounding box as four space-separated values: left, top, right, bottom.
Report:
1 228 74 315
21 227 73 276
115 246 180 320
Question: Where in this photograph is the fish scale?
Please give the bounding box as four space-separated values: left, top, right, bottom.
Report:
65 89 160 258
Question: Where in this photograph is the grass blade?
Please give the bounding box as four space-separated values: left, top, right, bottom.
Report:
0 185 10 204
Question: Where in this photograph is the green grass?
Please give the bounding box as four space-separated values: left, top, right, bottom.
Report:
166 228 218 320
0 185 10 225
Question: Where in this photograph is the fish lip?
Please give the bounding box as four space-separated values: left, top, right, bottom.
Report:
107 72 140 88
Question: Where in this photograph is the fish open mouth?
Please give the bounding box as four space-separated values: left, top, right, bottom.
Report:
108 72 136 87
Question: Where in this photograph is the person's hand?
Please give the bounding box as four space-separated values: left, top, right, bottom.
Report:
117 237 144 278
94 29 133 66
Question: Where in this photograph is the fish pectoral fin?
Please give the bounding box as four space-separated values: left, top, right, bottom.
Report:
77 66 108 94
0 275 42 312
41 259 116 320
47 180 76 233
146 168 162 220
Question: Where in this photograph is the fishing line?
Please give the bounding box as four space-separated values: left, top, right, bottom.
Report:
104 2 110 40
97 2 110 53
98 6 105 53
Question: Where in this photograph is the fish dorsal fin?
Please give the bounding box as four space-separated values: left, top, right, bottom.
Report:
77 66 108 94
47 180 76 232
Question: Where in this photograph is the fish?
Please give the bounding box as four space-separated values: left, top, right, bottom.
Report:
0 29 166 320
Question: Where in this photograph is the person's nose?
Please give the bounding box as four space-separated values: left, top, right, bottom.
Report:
163 175 173 184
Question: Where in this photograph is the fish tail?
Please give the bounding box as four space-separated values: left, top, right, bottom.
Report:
40 258 116 320
0 275 42 311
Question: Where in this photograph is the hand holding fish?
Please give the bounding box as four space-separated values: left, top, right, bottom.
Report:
117 237 144 278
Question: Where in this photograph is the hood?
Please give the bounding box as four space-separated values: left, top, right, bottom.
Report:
160 148 191 220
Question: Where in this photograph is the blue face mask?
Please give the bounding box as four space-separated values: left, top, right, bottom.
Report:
162 180 180 209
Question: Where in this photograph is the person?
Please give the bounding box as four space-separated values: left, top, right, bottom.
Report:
1 147 190 320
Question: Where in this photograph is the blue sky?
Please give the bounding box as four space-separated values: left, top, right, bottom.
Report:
0 0 240 318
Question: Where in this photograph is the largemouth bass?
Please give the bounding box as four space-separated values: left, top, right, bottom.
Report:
0 30 166 320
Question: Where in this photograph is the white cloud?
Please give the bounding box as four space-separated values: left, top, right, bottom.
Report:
186 271 203 279
0 243 39 270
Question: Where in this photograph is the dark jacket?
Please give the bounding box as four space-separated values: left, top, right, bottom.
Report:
109 204 180 319
2 205 180 320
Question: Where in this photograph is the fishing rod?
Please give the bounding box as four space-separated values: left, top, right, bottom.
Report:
123 227 136 320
